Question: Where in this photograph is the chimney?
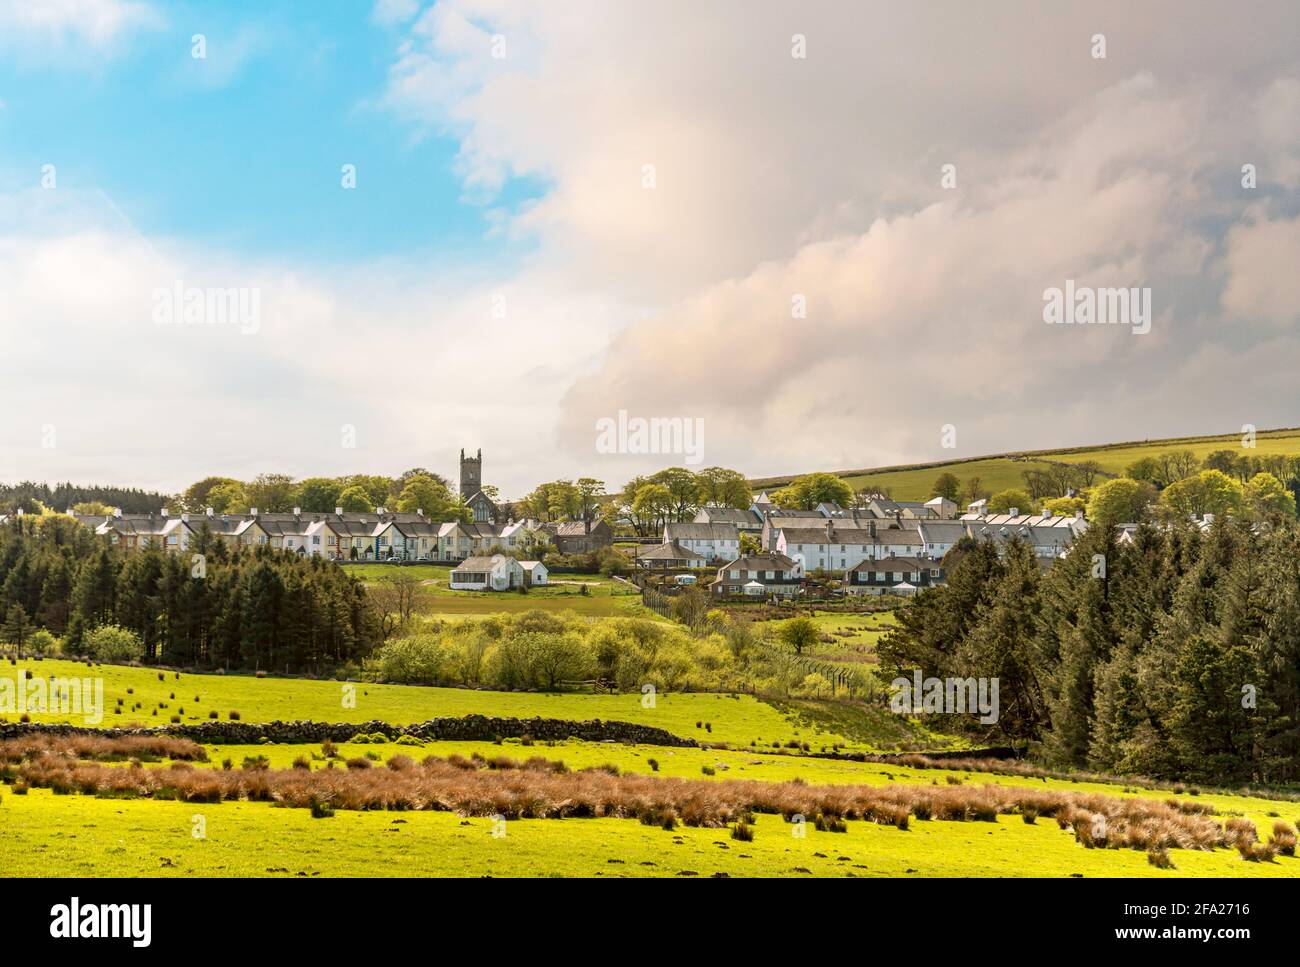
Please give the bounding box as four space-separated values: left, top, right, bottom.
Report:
869 520 876 538
824 519 833 541
335 506 343 516
1009 507 1019 517
161 508 169 517
250 507 258 516
584 517 591 535
417 508 424 517
113 507 122 518
293 507 301 517
205 506 214 517
181 512 190 523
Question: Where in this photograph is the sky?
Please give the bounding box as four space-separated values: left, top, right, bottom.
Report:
0 0 1297 499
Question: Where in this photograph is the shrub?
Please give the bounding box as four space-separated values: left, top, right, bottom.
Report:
208 711 218 719
731 822 754 842
395 735 422 747
701 765 716 776
292 756 311 770
647 759 660 772
1271 821 1297 856
321 740 338 758
310 797 334 819
84 625 145 663
26 629 60 657
228 710 241 721
255 670 267 679
346 757 371 770
1147 848 1174 869
351 734 371 745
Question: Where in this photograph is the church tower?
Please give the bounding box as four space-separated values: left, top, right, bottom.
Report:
459 448 482 497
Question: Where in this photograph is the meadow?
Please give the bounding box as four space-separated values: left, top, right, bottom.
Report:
4 733 1299 878
343 563 650 619
751 427 1300 501
2 657 879 750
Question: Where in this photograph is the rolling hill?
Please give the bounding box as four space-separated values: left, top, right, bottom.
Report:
749 428 1300 502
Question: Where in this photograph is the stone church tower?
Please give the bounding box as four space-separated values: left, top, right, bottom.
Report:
459 448 482 497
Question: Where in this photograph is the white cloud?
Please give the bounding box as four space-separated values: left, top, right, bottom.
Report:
0 0 159 56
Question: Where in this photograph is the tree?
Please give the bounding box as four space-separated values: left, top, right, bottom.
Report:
632 483 674 534
574 478 606 523
245 473 298 513
1244 472 1296 520
295 478 343 513
336 486 374 513
206 481 249 514
779 616 819 655
84 623 144 662
1125 456 1164 487
930 472 961 503
1043 495 1085 517
396 474 458 518
739 532 762 556
3 604 31 658
1085 478 1155 525
772 473 853 511
650 468 700 521
1159 469 1245 520
696 467 752 508
987 488 1034 515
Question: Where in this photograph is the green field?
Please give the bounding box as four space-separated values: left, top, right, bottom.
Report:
4 735 1298 878
2 657 890 750
344 563 650 619
752 427 1300 501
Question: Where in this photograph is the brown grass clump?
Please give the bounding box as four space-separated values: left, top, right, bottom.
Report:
1147 847 1175 869
0 734 207 764
5 743 1237 859
1271 820 1297 857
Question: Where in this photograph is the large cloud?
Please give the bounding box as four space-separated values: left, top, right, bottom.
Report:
379 0 1300 483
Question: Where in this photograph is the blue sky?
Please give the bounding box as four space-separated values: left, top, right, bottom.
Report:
0 2 541 265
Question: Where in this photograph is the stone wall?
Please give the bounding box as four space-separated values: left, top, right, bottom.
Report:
0 714 697 748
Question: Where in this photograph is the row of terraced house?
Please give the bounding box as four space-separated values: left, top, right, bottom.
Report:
636 491 1090 599
47 506 612 563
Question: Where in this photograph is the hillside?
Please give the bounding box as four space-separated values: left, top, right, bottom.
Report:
749 428 1300 501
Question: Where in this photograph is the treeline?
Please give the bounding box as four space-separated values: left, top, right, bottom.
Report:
879 520 1300 784
0 516 379 673
0 481 168 515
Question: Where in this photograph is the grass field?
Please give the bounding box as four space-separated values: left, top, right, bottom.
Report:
5 736 1298 878
342 563 650 619
751 427 1300 501
2 657 907 750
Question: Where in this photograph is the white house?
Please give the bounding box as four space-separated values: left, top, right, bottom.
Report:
663 522 740 562
519 560 548 586
450 554 526 591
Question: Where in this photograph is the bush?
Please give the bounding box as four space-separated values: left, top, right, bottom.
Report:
396 735 422 747
731 822 754 842
26 629 60 657
228 710 241 721
84 625 144 663
1147 848 1175 869
346 757 371 770
292 756 311 770
310 797 334 819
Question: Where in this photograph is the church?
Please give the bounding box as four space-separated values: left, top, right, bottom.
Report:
459 448 498 523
